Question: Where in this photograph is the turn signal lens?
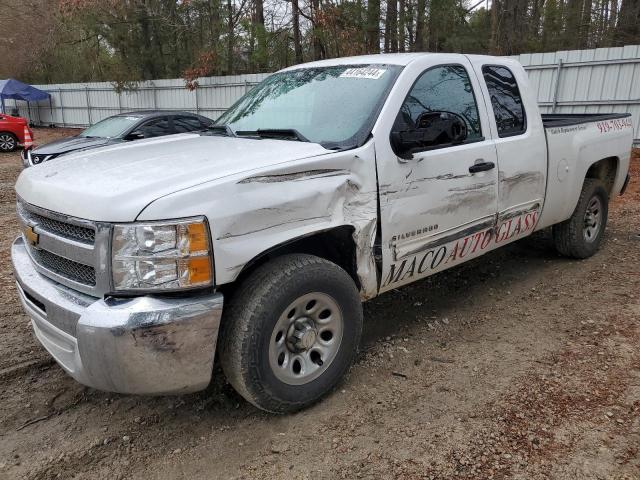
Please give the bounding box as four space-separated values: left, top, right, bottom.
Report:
186 257 212 285
187 222 209 253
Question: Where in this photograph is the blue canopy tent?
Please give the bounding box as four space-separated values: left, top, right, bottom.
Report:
0 79 51 122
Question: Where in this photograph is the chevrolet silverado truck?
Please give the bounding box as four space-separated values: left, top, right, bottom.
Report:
12 53 633 413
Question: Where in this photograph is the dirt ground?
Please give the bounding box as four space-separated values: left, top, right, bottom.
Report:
0 128 638 480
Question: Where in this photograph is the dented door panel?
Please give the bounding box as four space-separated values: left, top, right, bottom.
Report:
467 56 548 234
372 55 501 292
380 140 500 265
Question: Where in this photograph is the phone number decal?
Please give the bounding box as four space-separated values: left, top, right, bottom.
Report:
596 118 633 133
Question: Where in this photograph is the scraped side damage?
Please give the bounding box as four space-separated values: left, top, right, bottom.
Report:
381 207 540 290
238 169 350 184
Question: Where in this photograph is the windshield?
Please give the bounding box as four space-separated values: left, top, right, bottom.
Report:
215 65 402 148
80 116 141 138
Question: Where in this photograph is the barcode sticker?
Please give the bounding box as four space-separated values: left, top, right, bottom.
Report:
339 68 387 80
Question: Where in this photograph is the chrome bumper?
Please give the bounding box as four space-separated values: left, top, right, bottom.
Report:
11 237 223 395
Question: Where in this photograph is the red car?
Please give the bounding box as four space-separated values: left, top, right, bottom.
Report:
0 114 32 152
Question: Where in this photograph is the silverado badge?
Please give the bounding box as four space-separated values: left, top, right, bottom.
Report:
23 225 39 248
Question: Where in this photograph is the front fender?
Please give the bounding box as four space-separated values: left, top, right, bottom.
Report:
136 141 380 299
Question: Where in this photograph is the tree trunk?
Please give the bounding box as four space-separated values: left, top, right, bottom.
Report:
387 0 398 52
615 0 639 45
427 0 439 51
384 3 390 52
580 0 593 46
227 0 234 74
292 0 303 63
247 0 266 71
398 0 406 52
406 0 415 48
569 0 585 48
529 0 542 48
414 0 426 51
311 0 324 60
489 0 499 54
208 0 221 73
367 0 381 53
137 6 156 79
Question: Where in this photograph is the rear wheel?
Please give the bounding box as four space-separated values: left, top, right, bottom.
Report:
0 133 17 152
553 178 608 258
219 254 363 413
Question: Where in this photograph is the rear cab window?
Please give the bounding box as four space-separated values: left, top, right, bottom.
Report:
482 65 526 137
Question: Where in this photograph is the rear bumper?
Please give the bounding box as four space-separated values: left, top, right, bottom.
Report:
12 237 223 395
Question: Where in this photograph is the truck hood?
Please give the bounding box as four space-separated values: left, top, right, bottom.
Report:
16 133 331 222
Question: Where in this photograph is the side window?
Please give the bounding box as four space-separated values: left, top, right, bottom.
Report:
138 117 171 138
173 115 206 133
393 64 483 150
482 66 526 137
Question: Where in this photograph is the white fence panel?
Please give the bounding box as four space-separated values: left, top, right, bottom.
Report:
514 45 640 143
2 74 270 128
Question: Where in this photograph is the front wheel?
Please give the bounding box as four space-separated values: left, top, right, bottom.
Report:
553 178 609 259
219 254 363 413
0 133 17 152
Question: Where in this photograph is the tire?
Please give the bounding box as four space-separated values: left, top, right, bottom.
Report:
0 133 17 152
219 254 363 413
553 178 608 259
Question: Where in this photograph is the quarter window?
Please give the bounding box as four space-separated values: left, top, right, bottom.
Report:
393 65 483 149
482 66 526 137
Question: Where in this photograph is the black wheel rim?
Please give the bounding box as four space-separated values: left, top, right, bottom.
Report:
0 134 16 151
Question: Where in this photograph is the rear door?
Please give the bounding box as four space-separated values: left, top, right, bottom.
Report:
468 58 547 235
374 55 500 292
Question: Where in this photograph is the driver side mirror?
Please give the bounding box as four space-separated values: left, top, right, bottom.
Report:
126 130 146 141
391 111 468 159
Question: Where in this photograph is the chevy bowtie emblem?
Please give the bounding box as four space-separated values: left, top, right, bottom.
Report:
23 225 39 247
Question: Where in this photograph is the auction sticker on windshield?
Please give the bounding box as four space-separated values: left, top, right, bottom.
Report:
340 67 387 80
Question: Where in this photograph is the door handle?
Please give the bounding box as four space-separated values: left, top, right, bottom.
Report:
468 161 495 174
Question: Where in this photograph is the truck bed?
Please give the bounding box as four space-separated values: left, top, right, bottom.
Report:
538 110 633 232
542 113 632 128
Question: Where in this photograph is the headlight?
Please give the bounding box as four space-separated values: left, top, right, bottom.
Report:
112 218 213 291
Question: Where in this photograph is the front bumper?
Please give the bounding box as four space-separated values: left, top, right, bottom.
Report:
11 237 223 395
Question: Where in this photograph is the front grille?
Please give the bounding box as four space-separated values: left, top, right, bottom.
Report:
33 212 95 244
29 247 96 286
17 199 105 295
19 205 95 244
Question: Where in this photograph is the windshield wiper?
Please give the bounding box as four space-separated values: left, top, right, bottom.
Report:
207 124 236 137
235 128 310 142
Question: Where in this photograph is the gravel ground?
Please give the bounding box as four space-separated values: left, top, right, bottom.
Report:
0 128 638 480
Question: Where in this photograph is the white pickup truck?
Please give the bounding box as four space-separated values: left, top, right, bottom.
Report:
12 53 633 413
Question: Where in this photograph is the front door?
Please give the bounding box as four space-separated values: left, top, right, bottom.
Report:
375 58 500 292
